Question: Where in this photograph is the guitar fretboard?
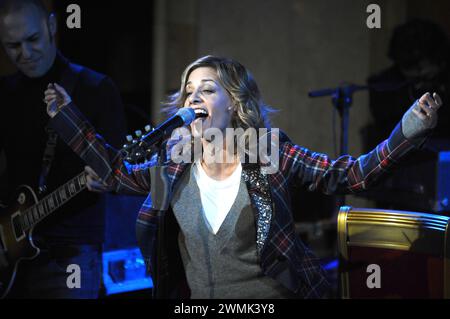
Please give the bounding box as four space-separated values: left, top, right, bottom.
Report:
20 172 87 231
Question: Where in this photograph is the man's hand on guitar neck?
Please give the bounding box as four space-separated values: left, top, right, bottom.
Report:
85 166 111 193
44 83 72 118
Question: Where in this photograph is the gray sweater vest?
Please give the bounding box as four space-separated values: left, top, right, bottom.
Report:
171 165 294 298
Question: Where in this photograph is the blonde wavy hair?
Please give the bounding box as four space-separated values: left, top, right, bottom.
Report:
163 55 275 130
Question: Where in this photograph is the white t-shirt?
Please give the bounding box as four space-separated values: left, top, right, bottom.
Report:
193 161 242 234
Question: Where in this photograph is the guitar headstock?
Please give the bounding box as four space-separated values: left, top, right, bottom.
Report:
121 125 154 164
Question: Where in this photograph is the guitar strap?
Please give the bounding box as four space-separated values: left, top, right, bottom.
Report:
38 63 84 195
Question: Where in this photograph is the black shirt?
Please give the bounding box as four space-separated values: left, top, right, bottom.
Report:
0 52 127 244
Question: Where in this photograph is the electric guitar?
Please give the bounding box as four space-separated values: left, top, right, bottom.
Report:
0 172 87 298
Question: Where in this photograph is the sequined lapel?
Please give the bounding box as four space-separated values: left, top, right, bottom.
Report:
242 165 274 254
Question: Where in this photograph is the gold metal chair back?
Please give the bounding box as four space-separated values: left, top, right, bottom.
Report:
337 206 450 298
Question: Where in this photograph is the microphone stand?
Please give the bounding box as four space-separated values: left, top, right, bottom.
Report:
309 84 368 207
308 84 367 299
149 140 171 299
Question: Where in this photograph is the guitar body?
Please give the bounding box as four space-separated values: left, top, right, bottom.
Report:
0 186 41 298
0 172 86 298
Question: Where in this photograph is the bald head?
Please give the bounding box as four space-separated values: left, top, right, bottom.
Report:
0 0 57 78
0 0 49 20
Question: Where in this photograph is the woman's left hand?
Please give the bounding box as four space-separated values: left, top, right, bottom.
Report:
401 92 443 140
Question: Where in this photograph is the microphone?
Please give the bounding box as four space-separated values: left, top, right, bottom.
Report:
138 108 207 148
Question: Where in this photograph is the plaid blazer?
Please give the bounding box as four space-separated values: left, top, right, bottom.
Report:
51 102 419 298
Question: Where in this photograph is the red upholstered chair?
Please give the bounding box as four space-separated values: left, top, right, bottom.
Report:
337 206 450 299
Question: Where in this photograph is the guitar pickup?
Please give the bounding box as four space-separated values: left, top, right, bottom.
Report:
11 212 25 242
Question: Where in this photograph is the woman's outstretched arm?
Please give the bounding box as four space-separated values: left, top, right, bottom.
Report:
282 93 443 195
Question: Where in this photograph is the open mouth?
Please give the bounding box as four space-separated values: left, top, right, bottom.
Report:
194 108 209 119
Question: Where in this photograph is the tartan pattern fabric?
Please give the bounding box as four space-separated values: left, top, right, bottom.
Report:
51 102 418 298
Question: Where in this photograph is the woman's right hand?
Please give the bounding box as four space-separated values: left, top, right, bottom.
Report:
85 166 111 193
44 83 72 118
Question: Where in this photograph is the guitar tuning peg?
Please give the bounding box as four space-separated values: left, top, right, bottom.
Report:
126 135 133 143
144 125 152 132
135 130 142 138
125 156 134 163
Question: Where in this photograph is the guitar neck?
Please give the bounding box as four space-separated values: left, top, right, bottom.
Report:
21 172 87 231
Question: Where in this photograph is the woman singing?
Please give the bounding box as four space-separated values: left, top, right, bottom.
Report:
44 55 442 298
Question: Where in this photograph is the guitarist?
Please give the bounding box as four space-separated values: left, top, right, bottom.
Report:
0 0 126 298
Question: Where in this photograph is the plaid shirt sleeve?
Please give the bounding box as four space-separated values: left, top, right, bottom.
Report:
50 102 151 195
280 123 419 195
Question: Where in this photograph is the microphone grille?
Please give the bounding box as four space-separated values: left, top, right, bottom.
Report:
176 107 196 125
